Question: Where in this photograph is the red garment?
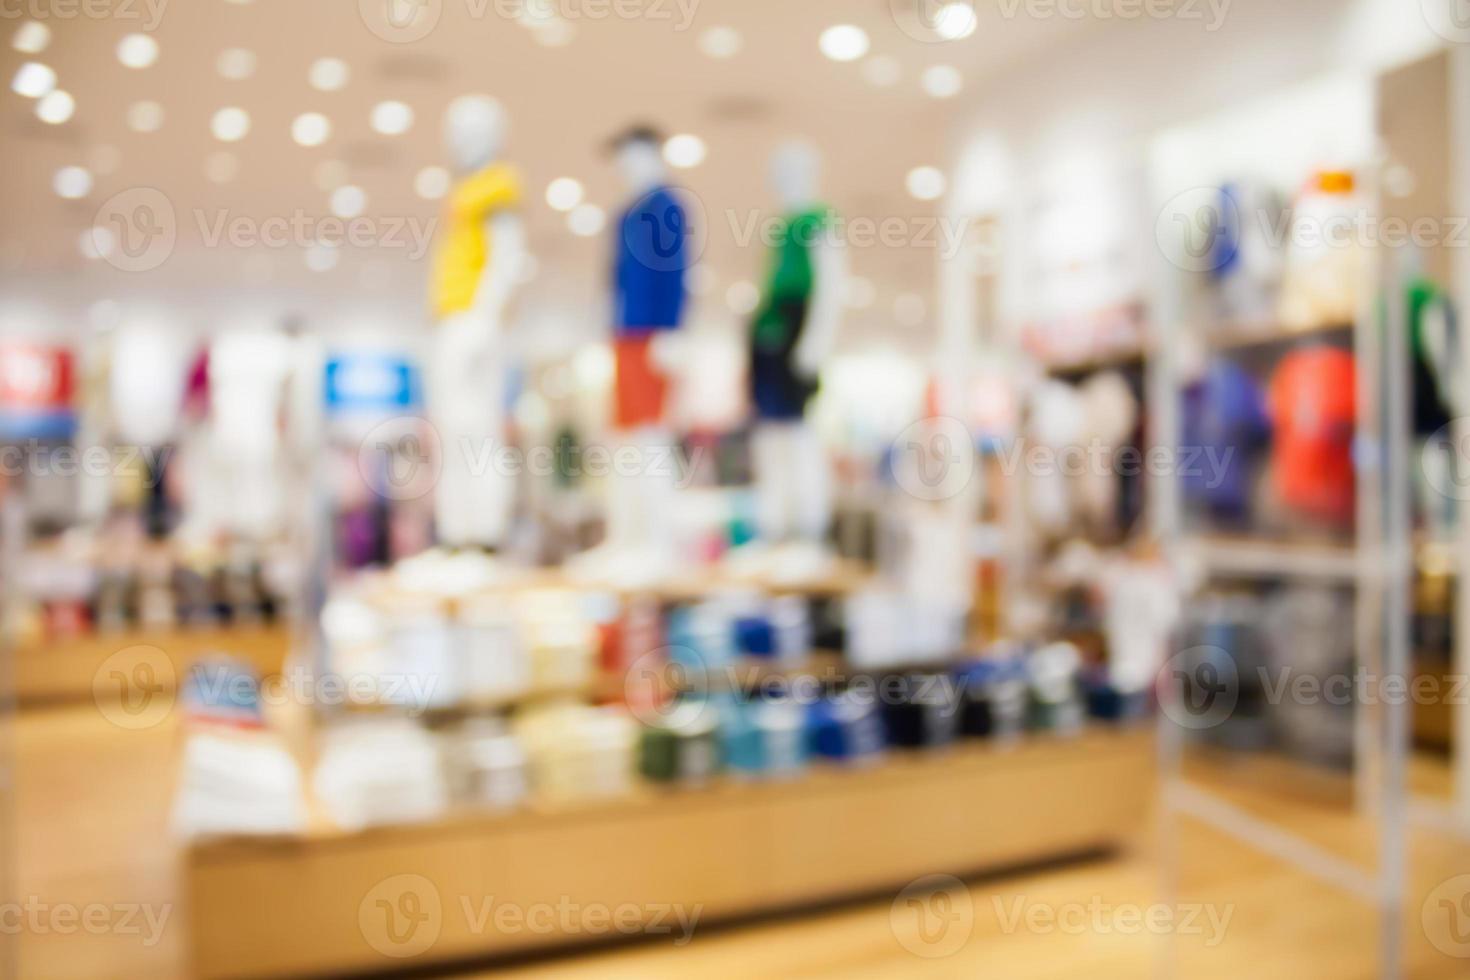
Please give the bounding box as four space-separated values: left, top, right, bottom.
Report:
613 333 669 429
1268 346 1356 523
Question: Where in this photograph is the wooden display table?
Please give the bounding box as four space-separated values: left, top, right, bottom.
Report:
15 625 292 706
186 727 1153 979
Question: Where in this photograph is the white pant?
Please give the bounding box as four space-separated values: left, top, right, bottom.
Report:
429 314 513 549
604 425 677 556
751 421 830 543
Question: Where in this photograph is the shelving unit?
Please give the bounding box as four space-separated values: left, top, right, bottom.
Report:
186 727 1153 980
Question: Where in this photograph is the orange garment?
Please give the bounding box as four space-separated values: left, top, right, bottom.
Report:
1267 346 1356 523
613 334 669 429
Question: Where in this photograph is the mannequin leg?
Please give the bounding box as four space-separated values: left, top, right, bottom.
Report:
429 318 510 550
751 423 792 543
788 421 831 544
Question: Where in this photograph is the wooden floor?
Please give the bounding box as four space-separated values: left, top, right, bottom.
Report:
9 704 1470 979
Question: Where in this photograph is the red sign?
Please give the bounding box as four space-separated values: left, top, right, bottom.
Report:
0 343 74 411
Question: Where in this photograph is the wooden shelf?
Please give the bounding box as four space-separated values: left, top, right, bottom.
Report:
186 727 1154 979
1202 321 1352 352
1182 535 1357 581
15 625 292 706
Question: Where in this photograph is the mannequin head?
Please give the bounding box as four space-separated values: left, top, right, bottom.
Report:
610 125 668 195
770 140 821 210
443 95 507 174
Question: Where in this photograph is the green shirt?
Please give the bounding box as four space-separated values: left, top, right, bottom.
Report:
752 208 830 349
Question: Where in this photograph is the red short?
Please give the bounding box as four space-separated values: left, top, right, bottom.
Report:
613 333 669 429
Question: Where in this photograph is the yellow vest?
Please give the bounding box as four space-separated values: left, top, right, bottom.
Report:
430 163 522 318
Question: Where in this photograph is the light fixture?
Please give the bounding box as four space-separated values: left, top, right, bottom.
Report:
53 166 92 200
663 134 706 169
819 25 869 62
216 48 256 80
726 280 759 315
935 2 978 40
330 184 366 219
11 61 54 98
211 107 250 142
116 33 159 69
205 151 238 184
906 165 946 201
921 64 962 98
12 21 50 54
698 26 741 58
545 177 584 212
35 89 74 124
532 20 574 47
567 204 605 237
414 166 450 200
370 100 413 136
308 57 349 91
127 100 164 133
292 112 331 147
863 55 901 88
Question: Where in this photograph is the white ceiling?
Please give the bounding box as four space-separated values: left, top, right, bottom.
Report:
0 0 1096 347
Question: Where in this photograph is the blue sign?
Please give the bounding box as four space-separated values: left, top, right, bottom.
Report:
324 352 420 418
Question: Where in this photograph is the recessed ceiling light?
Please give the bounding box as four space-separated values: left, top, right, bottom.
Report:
12 21 49 54
414 165 450 200
116 33 159 69
567 203 605 237
663 134 706 169
819 25 869 62
545 177 583 212
127 100 164 133
53 166 92 200
11 62 54 98
921 64 962 98
370 100 413 136
292 112 331 147
844 276 875 309
35 89 74 124
305 243 339 272
205 151 238 184
216 47 256 80
313 159 348 191
211 107 250 142
863 55 901 88
936 2 978 40
698 26 741 58
726 280 759 315
330 184 366 218
906 166 946 201
532 20 574 46
308 57 349 91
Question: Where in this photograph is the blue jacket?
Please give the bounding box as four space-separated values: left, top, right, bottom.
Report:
613 185 689 333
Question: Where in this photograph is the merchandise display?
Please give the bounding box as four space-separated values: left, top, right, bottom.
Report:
5 8 1467 980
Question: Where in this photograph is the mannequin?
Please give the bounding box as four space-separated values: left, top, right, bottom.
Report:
426 95 525 557
737 141 845 581
570 124 690 587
